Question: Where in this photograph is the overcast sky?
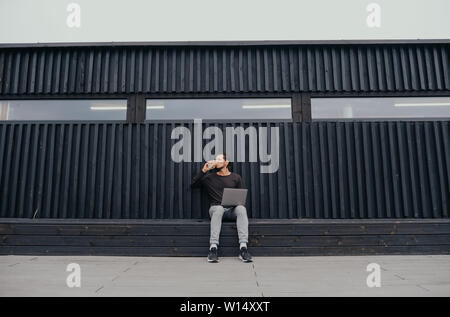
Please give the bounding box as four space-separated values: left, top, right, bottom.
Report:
0 0 449 43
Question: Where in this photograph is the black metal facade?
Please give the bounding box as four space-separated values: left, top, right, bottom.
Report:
0 43 448 95
0 42 449 220
0 121 448 219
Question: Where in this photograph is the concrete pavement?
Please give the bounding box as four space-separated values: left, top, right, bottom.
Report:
0 255 449 296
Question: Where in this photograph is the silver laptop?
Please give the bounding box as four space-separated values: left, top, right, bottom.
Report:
221 188 248 207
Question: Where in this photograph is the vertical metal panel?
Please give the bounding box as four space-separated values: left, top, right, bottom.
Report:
0 121 448 219
0 44 449 95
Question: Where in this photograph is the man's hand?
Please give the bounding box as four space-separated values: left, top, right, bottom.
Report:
202 160 216 173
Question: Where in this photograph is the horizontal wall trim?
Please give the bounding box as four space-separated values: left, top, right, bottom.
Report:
1 218 449 256
0 119 449 124
2 218 449 224
1 39 450 48
0 91 449 99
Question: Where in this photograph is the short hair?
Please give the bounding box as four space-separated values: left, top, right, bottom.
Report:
216 153 227 161
221 153 232 170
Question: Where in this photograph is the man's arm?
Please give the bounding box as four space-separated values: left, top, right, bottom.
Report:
190 170 207 188
236 174 244 189
190 161 215 188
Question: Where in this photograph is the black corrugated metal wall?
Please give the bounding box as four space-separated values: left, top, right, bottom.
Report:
0 42 449 219
0 121 448 219
0 43 449 95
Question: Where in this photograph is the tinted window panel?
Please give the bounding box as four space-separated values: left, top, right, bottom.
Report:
0 100 127 120
312 97 450 120
145 98 292 120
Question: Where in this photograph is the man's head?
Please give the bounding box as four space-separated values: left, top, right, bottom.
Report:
214 153 230 171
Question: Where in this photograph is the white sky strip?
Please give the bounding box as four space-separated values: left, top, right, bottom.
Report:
0 0 448 43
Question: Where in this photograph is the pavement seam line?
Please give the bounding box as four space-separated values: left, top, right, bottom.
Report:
416 284 430 292
252 263 264 297
394 274 406 280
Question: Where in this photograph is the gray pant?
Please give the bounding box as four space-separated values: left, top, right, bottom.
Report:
208 205 249 246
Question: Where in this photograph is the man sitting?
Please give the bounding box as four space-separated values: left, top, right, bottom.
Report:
190 153 253 263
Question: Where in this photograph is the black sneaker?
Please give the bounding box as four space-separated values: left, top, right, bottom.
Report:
207 247 219 263
238 247 253 262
